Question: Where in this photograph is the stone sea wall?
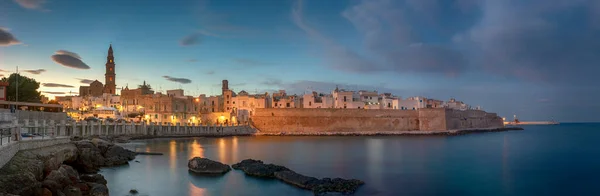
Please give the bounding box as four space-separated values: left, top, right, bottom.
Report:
251 108 504 134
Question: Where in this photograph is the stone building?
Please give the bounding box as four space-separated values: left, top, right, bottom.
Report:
78 44 118 96
302 91 334 109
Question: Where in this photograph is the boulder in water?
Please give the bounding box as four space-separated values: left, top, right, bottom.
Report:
187 157 231 175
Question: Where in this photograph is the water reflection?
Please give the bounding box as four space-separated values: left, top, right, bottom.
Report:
218 138 226 163
366 138 384 189
188 181 207 196
189 139 204 159
170 140 177 170
231 137 238 162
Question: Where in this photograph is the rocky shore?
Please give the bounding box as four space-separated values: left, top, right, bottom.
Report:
0 138 136 196
232 159 364 195
255 127 524 136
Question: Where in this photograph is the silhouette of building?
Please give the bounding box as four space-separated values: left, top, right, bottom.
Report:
78 44 117 96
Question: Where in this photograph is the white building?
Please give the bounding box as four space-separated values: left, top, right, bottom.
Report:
332 87 365 109
379 93 398 109
231 90 269 123
444 98 469 111
395 96 426 110
303 92 334 108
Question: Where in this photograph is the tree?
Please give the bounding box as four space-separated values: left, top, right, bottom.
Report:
0 73 42 103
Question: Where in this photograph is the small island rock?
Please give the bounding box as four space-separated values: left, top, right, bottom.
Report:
188 157 231 175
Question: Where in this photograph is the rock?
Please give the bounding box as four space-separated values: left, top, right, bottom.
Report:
187 157 231 175
80 174 107 185
59 165 80 184
115 136 131 143
232 159 290 178
41 180 62 196
72 139 136 173
72 140 105 173
231 159 263 170
0 193 20 196
63 185 82 196
91 138 112 154
274 171 320 189
45 170 71 188
103 145 136 166
129 189 139 194
232 159 363 195
87 183 109 196
42 188 52 196
74 183 90 196
311 178 364 195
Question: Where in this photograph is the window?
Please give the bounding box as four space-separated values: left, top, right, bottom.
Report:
364 96 368 99
309 102 312 106
286 103 290 108
388 103 391 108
358 107 361 109
110 60 113 63
175 104 179 110
343 96 347 102
163 115 167 119
109 67 113 71
155 114 158 119
227 101 229 104
233 101 235 104
212 108 215 112
212 101 215 105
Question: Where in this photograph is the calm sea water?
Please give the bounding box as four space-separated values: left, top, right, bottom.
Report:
101 123 600 196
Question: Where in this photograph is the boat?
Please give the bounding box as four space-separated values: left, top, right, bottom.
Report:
504 115 559 125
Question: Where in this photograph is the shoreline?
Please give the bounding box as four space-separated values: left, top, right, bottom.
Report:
123 127 523 140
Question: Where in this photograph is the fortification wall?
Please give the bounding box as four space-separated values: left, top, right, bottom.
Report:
252 108 504 133
252 108 421 133
445 109 504 130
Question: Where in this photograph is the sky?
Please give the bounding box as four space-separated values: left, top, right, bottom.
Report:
1 0 599 122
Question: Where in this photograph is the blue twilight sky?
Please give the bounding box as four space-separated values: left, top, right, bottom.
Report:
1 0 599 122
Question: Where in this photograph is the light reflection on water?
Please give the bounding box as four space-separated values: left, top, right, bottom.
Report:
102 125 600 196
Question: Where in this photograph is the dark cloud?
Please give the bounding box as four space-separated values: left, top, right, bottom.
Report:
22 69 46 74
180 33 202 46
0 27 21 46
459 0 600 85
76 78 94 84
261 78 283 86
292 0 380 73
41 91 66 95
163 76 192 84
51 50 90 69
13 0 46 9
232 58 272 67
42 83 74 88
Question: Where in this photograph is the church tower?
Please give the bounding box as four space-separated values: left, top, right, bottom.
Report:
104 44 116 94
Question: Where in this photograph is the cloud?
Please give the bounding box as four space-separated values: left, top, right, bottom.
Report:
163 76 192 84
232 58 272 67
41 91 66 95
339 0 468 74
180 33 202 46
51 50 90 69
76 78 94 84
0 27 21 46
292 0 380 73
205 70 215 75
22 69 46 74
261 78 283 86
459 0 600 85
42 83 74 88
13 0 46 10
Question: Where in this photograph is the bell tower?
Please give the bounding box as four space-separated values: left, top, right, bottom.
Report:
104 44 116 94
